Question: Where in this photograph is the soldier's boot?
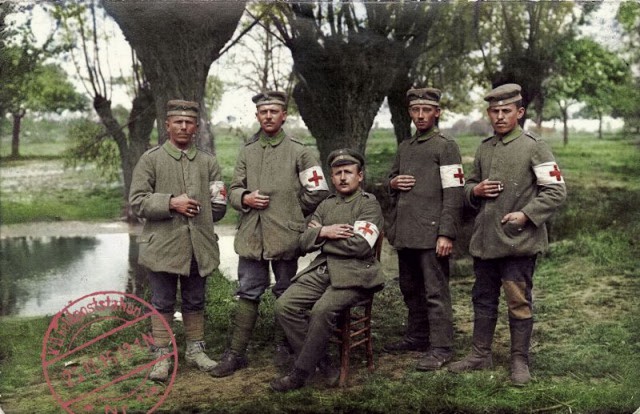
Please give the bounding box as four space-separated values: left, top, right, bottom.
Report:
448 317 497 373
316 354 340 387
509 317 533 386
183 311 217 373
273 322 293 371
270 367 311 393
149 312 174 382
210 298 258 377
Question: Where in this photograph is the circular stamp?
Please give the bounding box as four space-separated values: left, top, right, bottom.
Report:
41 291 177 413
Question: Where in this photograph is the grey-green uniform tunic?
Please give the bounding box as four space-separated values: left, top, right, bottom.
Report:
384 126 464 348
229 130 329 260
275 190 384 373
386 126 464 248
464 126 567 259
130 141 226 276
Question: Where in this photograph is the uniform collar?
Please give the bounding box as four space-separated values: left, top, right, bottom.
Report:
259 129 286 147
496 125 523 145
163 141 197 160
412 126 439 143
336 190 361 204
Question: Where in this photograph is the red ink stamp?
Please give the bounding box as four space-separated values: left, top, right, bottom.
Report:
41 291 177 413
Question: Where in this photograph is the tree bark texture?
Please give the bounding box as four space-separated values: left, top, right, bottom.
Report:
10 109 25 159
102 1 245 151
93 88 156 221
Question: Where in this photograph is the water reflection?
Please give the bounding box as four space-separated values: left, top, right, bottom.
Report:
0 229 316 317
1 235 129 317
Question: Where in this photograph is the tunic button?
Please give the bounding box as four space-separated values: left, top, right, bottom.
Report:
431 221 436 225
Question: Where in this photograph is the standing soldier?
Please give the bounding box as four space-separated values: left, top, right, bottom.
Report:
130 100 227 381
448 84 566 385
211 91 329 377
383 87 464 371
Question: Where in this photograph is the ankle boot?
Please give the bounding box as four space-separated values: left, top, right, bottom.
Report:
149 346 172 382
210 299 258 377
448 317 497 373
183 311 217 372
270 367 310 392
149 312 173 381
509 317 533 386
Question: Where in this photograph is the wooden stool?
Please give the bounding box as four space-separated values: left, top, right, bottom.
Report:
330 232 383 387
331 295 375 387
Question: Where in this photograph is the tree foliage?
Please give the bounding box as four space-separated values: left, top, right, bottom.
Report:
53 0 155 220
1 4 86 158
472 1 582 127
544 37 630 143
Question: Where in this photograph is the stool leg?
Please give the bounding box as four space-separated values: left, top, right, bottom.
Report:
365 302 375 372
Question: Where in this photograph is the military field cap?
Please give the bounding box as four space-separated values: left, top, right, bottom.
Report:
166 100 199 118
484 83 523 107
327 148 365 168
407 87 441 107
252 90 287 107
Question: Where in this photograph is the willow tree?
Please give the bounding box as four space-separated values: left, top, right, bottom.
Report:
471 2 583 125
102 0 246 150
269 2 405 165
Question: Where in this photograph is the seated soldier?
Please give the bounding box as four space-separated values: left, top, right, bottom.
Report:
270 148 385 392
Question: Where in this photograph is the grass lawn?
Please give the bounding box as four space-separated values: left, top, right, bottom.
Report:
1 120 639 413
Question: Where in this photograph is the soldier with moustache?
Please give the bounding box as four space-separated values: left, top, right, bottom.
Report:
270 148 385 392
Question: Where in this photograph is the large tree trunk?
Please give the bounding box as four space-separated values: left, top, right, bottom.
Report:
102 1 245 152
288 32 401 168
93 87 156 221
387 74 414 145
10 109 25 159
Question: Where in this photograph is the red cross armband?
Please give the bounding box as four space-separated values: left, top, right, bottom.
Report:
439 164 465 188
353 220 380 249
299 166 329 191
533 162 564 185
209 181 228 205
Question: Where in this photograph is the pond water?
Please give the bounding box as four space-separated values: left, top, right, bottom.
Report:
0 224 319 317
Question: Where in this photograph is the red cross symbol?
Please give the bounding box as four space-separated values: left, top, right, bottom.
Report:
308 170 324 187
549 164 562 181
358 222 374 235
453 168 464 184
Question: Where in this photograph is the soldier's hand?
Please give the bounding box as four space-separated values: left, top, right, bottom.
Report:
501 211 528 227
436 236 453 257
308 220 322 228
473 179 503 198
390 175 416 191
243 190 270 210
319 223 354 239
170 193 201 217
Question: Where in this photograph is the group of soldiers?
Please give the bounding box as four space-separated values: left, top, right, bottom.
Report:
128 83 566 392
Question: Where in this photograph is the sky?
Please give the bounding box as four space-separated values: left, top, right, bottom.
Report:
13 1 626 132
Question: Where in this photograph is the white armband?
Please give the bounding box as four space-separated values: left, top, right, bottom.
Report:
533 162 564 185
299 166 329 191
353 220 380 249
440 164 465 188
209 181 227 205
